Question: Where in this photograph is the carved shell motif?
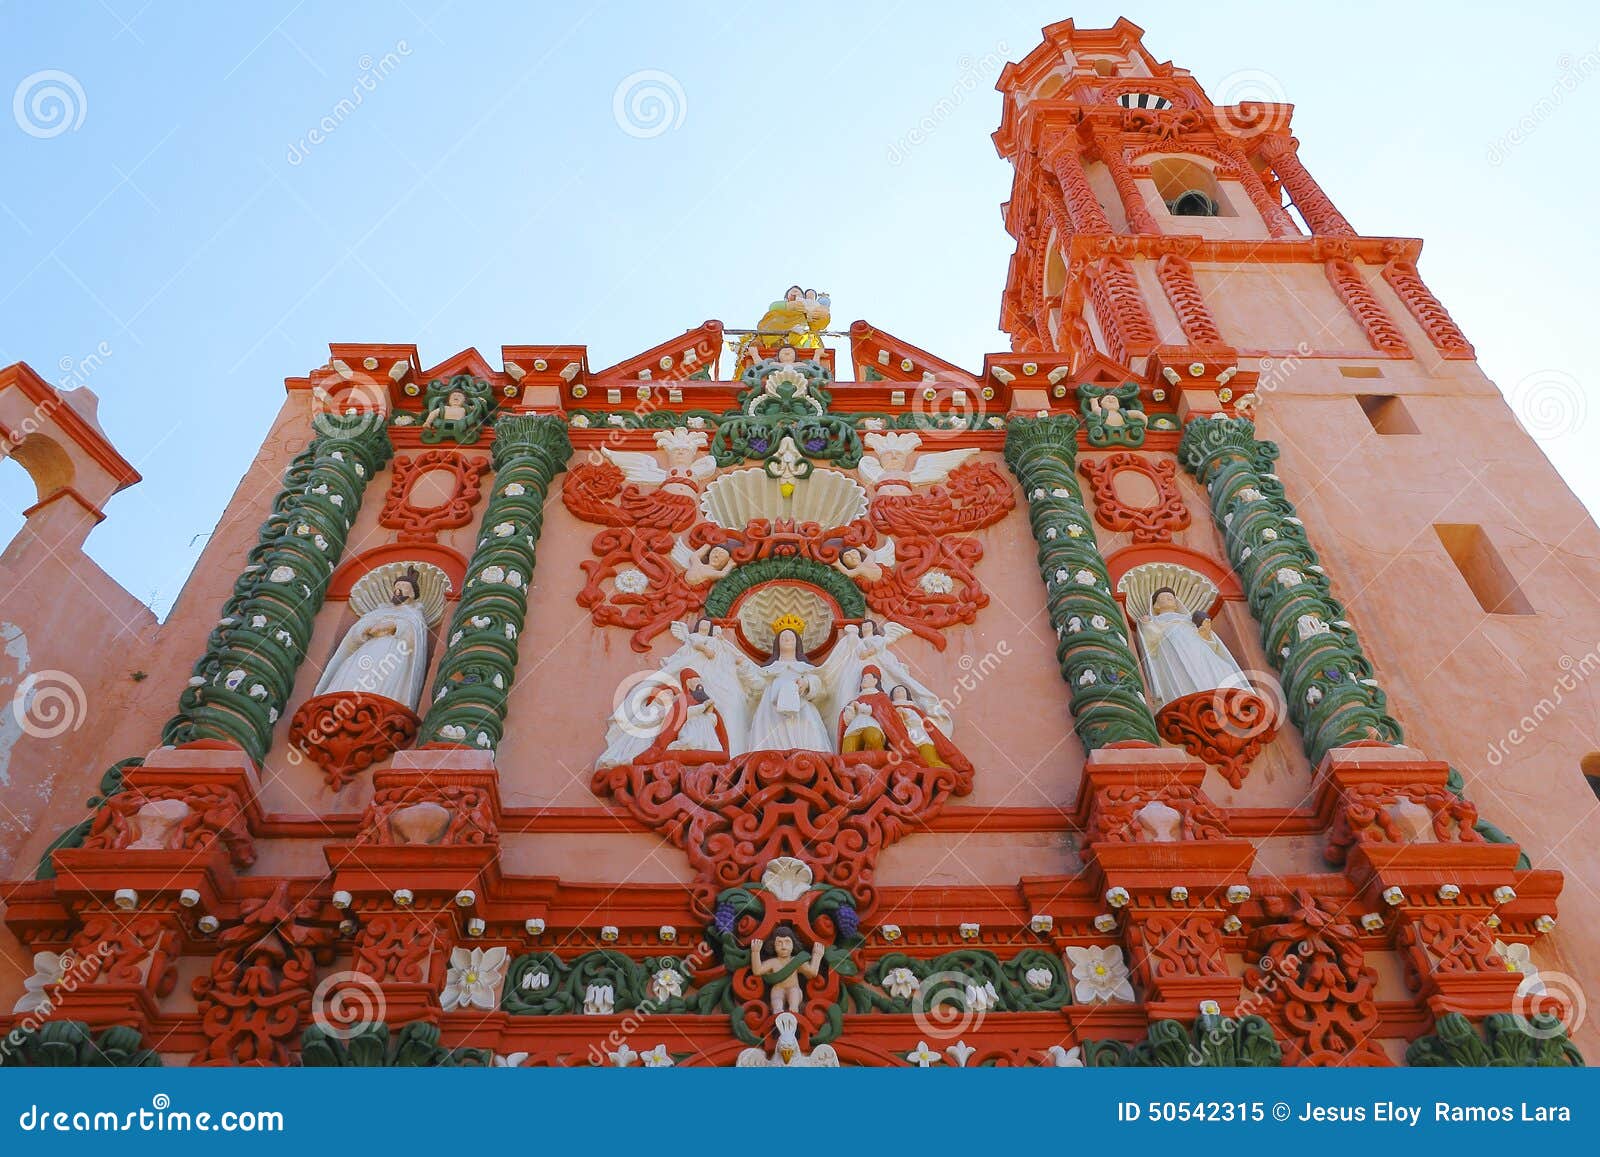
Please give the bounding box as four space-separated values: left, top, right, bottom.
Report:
699 467 867 531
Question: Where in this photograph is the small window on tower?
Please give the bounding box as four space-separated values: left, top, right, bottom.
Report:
1357 395 1419 435
1434 524 1535 615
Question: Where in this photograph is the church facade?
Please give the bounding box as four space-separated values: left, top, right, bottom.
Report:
0 19 1594 1067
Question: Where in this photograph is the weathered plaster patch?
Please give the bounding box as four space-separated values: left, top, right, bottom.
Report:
0 621 32 786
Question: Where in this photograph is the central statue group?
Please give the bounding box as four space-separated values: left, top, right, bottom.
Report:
596 616 964 770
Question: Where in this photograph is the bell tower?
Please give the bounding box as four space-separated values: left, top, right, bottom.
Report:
992 17 1471 389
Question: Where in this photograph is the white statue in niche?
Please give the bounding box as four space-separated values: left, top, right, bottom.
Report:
315 562 452 710
601 426 717 497
857 431 978 494
1117 562 1249 708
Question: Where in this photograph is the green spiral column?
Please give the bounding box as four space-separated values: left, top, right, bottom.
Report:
1004 414 1160 749
1178 416 1401 764
164 411 394 763
418 413 571 749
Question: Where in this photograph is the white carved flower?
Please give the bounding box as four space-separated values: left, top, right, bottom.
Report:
1495 939 1537 979
1306 686 1323 705
946 1040 975 1067
475 731 492 749
481 565 506 583
492 522 515 537
918 569 955 595
1075 569 1096 586
583 983 615 1015
1050 488 1071 499
608 1044 637 1067
640 1044 674 1068
965 980 1000 1012
440 946 508 1011
1261 527 1278 541
521 969 551 990
12 951 72 1014
1274 567 1303 588
224 669 246 690
268 565 295 583
1047 1045 1084 1067
569 414 590 428
504 623 518 639
439 724 467 740
1066 524 1085 538
1066 945 1135 1003
1053 568 1070 585
1045 526 1058 539
250 614 268 628
1089 615 1109 630
614 567 650 595
507 571 524 588
1077 670 1097 686
907 1041 943 1067
492 1052 529 1068
1024 967 1053 991
651 968 684 1001
314 534 329 551
883 967 919 1000
503 482 527 496
686 415 707 429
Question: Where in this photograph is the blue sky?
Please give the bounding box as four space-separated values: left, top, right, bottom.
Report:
2 1 1598 615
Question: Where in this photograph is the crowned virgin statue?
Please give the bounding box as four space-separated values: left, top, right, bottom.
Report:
740 616 834 753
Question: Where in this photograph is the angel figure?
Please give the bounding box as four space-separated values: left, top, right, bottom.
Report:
817 618 953 741
670 539 737 586
858 431 978 494
595 619 754 766
750 924 826 1015
601 426 716 497
833 541 896 584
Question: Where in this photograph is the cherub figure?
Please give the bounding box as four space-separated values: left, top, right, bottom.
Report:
858 431 978 494
750 924 826 1015
601 426 717 497
833 541 896 584
423 386 470 430
671 540 736 586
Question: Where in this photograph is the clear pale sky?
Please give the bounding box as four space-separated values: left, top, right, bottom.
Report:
2 1 1598 616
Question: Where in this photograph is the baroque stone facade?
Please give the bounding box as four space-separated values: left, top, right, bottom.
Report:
1 19 1594 1068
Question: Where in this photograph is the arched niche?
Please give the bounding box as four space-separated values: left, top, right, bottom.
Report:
329 542 467 603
